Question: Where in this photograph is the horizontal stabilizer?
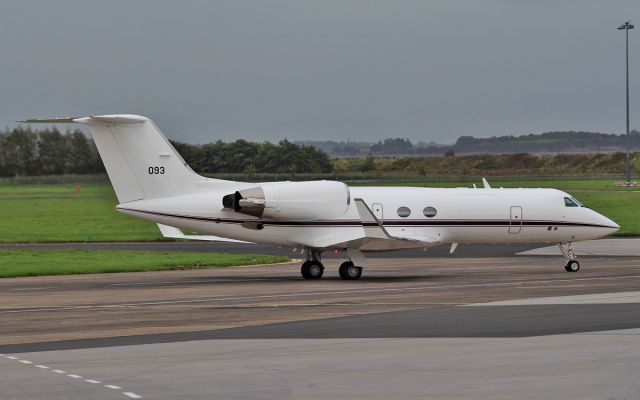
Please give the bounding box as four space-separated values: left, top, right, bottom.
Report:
157 224 251 243
18 117 79 123
19 115 147 125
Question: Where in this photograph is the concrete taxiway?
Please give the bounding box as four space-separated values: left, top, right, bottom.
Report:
0 242 639 399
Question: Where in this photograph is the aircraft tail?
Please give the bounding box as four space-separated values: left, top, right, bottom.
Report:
20 114 208 202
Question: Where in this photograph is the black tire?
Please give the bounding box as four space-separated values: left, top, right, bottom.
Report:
339 261 363 280
301 261 324 279
565 260 580 272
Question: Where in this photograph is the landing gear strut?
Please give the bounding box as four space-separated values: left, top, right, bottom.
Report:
300 249 324 280
339 261 363 280
558 242 580 272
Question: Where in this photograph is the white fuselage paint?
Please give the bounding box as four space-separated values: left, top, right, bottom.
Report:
117 186 619 251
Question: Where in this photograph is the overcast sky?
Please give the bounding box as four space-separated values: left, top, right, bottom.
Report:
1 0 638 144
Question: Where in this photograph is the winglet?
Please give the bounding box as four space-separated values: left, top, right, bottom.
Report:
482 178 491 189
354 198 390 239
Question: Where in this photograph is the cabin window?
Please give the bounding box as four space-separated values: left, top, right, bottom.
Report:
397 206 411 217
423 206 437 217
564 197 579 207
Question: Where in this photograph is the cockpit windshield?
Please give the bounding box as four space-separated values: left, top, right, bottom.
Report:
564 197 584 207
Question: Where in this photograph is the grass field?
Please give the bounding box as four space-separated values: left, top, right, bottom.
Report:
0 249 289 278
0 180 637 243
0 184 162 242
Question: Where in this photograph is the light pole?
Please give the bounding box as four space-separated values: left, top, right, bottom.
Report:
618 20 634 183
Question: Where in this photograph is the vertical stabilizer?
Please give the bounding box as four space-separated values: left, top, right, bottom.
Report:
21 114 211 202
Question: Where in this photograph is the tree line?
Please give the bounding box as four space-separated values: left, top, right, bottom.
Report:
302 130 640 157
170 139 332 174
0 127 333 177
0 127 103 176
1 127 636 178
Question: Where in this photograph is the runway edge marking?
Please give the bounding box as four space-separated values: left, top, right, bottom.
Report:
2 353 144 399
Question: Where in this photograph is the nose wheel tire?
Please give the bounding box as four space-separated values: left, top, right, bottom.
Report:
564 260 580 272
339 261 363 280
301 261 324 279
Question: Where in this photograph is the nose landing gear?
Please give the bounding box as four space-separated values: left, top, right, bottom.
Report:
558 242 580 272
564 260 580 272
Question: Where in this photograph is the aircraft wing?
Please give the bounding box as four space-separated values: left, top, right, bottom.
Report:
314 199 441 250
157 224 252 243
354 198 440 244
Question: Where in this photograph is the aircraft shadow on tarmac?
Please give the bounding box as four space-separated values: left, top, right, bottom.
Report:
140 274 446 286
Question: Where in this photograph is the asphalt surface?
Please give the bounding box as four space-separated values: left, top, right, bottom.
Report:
4 332 639 400
1 253 639 350
1 243 639 399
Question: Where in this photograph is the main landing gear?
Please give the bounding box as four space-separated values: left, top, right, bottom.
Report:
299 249 364 280
300 260 324 280
300 249 324 280
558 242 580 272
338 261 363 280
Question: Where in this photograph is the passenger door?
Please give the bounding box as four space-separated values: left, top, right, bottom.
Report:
509 206 522 234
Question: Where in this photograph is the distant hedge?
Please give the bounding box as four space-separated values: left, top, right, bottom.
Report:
1 126 637 179
332 152 640 178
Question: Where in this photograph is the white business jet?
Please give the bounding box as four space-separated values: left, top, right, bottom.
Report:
22 115 619 280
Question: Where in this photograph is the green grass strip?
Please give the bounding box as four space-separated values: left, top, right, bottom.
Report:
0 250 290 278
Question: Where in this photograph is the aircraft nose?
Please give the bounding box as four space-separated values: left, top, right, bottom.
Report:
597 212 619 234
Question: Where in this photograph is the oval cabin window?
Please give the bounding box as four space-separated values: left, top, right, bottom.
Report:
397 206 411 218
423 206 437 217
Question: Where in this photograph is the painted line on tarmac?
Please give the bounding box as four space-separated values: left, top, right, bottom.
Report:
110 278 274 286
7 287 55 291
2 353 143 399
467 290 640 306
1 273 640 315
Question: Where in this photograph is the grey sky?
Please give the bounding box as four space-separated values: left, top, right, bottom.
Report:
1 0 638 144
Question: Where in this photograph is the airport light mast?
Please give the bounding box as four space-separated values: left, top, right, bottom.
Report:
618 20 634 183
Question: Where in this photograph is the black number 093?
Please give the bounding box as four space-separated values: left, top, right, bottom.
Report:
148 166 165 174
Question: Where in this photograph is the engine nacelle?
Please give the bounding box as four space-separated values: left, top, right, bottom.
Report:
222 181 350 220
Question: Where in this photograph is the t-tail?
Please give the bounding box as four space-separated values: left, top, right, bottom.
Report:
19 114 220 203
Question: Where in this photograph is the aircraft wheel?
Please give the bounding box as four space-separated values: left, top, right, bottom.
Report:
301 261 324 279
339 261 363 280
564 260 580 272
